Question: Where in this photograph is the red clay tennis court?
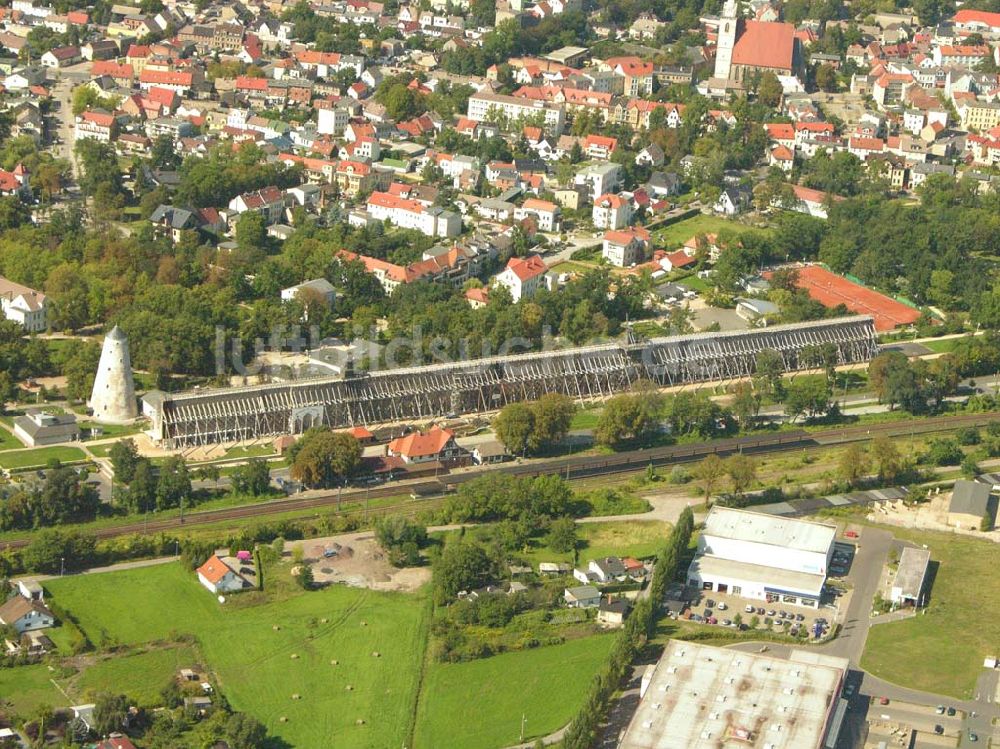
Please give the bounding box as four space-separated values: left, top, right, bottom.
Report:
789 265 921 332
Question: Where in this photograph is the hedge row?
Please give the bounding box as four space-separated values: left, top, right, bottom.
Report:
561 507 694 749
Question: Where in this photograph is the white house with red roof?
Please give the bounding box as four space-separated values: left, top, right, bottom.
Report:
366 191 461 237
75 110 116 142
788 184 844 219
0 163 30 198
950 9 1000 35
495 254 549 301
228 186 285 225
602 227 650 267
386 425 461 464
769 144 794 172
592 193 633 229
196 555 252 594
514 198 561 232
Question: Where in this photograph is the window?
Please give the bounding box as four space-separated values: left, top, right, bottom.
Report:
782 595 797 604
703 581 713 590
731 586 741 595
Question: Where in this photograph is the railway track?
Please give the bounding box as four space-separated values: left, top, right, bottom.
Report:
3 410 998 550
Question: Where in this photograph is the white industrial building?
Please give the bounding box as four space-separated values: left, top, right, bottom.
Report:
687 507 836 609
889 546 931 607
619 640 849 749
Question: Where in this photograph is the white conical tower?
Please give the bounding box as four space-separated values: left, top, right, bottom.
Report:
89 325 138 424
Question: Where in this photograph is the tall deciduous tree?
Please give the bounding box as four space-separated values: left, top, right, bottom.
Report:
693 454 726 505
290 428 362 488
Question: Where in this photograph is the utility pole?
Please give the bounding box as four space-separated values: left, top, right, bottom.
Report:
520 713 526 743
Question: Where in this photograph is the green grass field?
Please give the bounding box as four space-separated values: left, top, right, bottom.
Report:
413 635 614 748
511 521 670 567
920 338 960 353
0 424 24 451
43 562 429 748
0 663 66 713
0 445 88 469
862 528 1000 699
72 645 200 707
654 214 739 248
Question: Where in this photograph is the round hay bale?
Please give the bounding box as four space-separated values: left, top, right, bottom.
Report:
290 653 299 660
320 618 329 624
355 719 365 725
330 659 339 665
291 693 301 700
279 716 288 723
272 625 281 631
345 684 353 691
372 651 380 658
360 620 367 626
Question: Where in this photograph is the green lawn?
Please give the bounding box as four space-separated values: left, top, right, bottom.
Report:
223 444 276 460
861 528 1000 699
0 663 66 714
72 645 200 707
0 445 88 469
920 338 960 353
413 635 614 749
43 562 429 748
0 425 24 451
511 520 670 567
654 214 739 248
78 420 144 439
570 406 602 430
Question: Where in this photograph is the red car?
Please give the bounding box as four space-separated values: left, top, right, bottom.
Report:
879 697 889 705
845 530 859 538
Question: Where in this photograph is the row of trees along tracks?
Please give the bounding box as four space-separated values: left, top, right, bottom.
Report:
4 410 1000 549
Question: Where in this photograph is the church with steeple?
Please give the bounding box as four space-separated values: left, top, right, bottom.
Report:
712 0 804 84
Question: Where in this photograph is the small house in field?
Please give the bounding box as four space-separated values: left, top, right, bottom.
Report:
196 555 252 594
598 597 631 627
564 585 601 608
948 480 996 530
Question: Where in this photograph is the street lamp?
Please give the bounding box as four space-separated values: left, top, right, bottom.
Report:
60 557 64 577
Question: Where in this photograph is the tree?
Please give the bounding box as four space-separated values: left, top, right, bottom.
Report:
547 516 577 553
730 382 761 430
757 72 783 107
92 692 128 736
838 443 870 487
529 393 575 451
21 530 97 573
693 454 726 505
225 712 268 749
235 210 266 250
62 341 102 399
230 458 272 496
493 402 535 456
290 428 362 488
871 436 904 483
434 541 496 601
155 456 191 510
726 454 757 495
815 63 837 92
109 438 141 484
295 563 314 589
783 378 832 422
754 349 785 398
374 516 427 566
594 393 659 446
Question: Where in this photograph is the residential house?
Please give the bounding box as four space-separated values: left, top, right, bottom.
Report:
564 585 601 607
597 597 631 626
948 480 995 530
386 425 462 464
365 191 461 238
514 198 561 232
602 227 649 267
592 193 633 229
75 110 116 142
0 596 55 634
228 186 285 225
0 163 30 198
281 279 336 307
196 555 252 594
0 275 46 331
714 186 751 215
495 254 548 301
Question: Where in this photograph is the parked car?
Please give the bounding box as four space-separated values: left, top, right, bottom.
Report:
936 705 945 714
879 697 889 705
947 707 956 716
705 599 716 608
795 613 805 622
721 619 732 627
717 602 727 611
745 604 755 613
707 617 717 625
845 530 858 538
704 608 713 618
934 725 944 735
968 730 978 742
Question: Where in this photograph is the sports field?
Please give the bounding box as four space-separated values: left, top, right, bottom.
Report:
783 265 921 332
44 562 429 748
413 635 614 748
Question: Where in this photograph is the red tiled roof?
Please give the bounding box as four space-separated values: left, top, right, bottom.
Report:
387 426 454 458
504 254 547 282
952 9 1000 29
766 123 795 140
140 69 192 85
732 21 796 70
197 555 233 584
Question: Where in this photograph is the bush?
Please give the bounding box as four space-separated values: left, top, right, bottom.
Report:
956 427 981 446
922 438 963 466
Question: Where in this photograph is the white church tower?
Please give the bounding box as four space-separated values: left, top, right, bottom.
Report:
89 325 138 424
713 0 740 81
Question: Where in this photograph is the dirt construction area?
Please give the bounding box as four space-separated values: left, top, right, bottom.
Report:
299 531 431 592
867 490 1000 542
